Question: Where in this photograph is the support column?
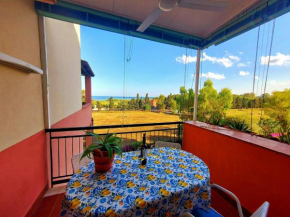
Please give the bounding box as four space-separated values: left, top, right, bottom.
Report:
193 49 201 121
85 76 92 104
39 16 51 129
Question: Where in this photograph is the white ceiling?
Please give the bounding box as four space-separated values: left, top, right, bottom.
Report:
64 0 260 38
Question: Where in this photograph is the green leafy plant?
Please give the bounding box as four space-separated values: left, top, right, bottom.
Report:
223 118 249 132
208 110 224 126
277 125 290 144
257 118 279 139
80 132 122 161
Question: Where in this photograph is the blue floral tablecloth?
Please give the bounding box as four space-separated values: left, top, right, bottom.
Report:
61 147 211 217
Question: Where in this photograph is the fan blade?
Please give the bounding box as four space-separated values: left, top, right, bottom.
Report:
137 7 163 32
179 0 228 12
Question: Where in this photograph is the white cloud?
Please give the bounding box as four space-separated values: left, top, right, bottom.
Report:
237 62 251 67
229 55 240 61
201 72 225 80
176 52 241 68
269 80 290 86
255 76 259 80
202 52 233 68
261 52 290 66
239 71 250 76
175 55 197 64
239 52 243 55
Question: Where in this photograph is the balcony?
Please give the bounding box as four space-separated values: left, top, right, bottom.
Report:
28 121 290 217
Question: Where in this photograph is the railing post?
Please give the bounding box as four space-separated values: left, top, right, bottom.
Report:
49 132 53 187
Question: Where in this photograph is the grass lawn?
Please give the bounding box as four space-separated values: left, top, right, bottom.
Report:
92 111 181 144
92 109 267 137
226 108 267 134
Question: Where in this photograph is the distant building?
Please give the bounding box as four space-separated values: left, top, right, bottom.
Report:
150 99 158 107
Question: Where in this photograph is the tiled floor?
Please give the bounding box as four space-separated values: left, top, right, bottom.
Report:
32 185 67 217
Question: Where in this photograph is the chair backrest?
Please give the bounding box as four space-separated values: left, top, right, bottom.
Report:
155 141 181 149
71 153 92 173
251 202 269 217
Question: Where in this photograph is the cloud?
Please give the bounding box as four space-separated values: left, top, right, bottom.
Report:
176 52 241 68
175 55 197 64
255 76 259 80
269 80 290 86
238 62 251 67
201 72 225 80
239 52 243 55
239 71 250 76
202 52 233 68
261 53 290 66
229 55 240 61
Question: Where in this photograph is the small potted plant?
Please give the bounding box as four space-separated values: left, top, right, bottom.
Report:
80 132 122 173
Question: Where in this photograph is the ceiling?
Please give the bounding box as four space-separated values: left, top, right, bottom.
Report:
63 0 259 38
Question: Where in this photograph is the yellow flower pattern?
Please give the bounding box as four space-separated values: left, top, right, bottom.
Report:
62 147 210 217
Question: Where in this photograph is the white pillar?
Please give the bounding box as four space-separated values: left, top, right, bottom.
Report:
39 16 51 129
193 49 201 121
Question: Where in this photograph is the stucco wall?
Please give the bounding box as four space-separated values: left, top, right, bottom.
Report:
45 18 82 125
183 122 290 217
0 0 44 152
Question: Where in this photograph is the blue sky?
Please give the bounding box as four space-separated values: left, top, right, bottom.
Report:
81 12 290 97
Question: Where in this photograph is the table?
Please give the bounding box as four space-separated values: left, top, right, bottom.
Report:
61 147 211 217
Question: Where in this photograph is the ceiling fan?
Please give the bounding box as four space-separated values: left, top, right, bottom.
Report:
136 0 228 32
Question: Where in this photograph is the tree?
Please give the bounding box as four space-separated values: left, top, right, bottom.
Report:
198 79 218 120
92 100 97 109
266 89 290 133
145 93 150 104
188 88 194 112
81 90 86 103
128 98 136 110
136 93 140 109
109 97 114 110
171 99 177 113
218 88 233 110
139 97 144 110
143 104 151 111
96 101 102 110
157 94 166 110
236 96 243 109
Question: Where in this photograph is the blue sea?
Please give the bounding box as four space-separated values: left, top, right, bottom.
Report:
92 96 153 101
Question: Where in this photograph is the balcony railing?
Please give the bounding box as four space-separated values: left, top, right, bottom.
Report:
45 122 183 186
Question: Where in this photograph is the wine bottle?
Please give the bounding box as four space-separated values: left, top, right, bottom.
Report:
141 133 147 165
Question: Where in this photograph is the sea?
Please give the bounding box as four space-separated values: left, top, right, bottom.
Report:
92 96 153 101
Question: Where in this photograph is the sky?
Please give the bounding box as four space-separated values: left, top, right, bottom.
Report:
81 12 290 98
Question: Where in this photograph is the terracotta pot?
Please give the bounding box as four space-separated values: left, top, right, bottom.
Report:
93 149 115 173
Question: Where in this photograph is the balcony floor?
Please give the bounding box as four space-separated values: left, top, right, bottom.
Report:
32 186 66 217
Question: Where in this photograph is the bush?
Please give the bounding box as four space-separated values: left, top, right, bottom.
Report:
257 118 279 138
143 104 151 111
223 118 249 132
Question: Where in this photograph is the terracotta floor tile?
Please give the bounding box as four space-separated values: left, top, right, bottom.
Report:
36 194 59 211
55 193 65 207
50 206 62 217
32 209 52 217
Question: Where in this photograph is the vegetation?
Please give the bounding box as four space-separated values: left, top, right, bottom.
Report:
81 132 122 160
90 79 290 144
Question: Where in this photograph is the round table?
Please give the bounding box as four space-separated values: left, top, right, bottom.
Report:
61 147 211 217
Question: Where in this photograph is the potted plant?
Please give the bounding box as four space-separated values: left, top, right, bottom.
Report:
80 132 122 173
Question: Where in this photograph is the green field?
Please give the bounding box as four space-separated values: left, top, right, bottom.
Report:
226 108 267 133
93 109 267 134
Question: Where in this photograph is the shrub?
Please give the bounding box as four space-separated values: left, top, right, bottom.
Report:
257 118 279 139
223 118 249 132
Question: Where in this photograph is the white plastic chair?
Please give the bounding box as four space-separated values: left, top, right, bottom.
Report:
181 183 269 217
155 141 181 149
71 152 92 173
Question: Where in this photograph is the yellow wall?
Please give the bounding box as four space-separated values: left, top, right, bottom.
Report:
0 0 44 152
45 18 82 125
